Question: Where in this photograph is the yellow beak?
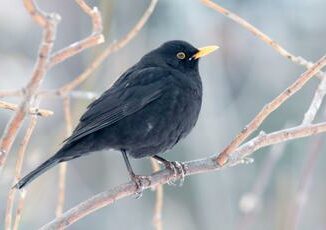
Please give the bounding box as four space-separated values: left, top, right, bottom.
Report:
192 45 219 59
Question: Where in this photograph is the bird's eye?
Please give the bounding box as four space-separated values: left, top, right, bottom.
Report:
176 52 186 60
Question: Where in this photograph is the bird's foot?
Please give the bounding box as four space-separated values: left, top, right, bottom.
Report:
131 174 150 199
163 161 186 187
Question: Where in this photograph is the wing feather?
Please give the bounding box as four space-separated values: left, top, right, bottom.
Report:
64 67 169 144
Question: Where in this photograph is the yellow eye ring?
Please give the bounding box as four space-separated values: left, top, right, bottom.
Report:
176 52 186 60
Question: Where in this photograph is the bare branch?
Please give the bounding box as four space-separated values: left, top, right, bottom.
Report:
0 89 24 98
5 116 37 230
58 0 158 95
48 0 104 68
302 76 326 124
0 0 159 102
0 0 104 169
0 89 99 100
40 121 326 229
22 0 48 27
217 55 326 165
0 0 59 167
0 100 53 117
12 192 26 230
200 0 326 79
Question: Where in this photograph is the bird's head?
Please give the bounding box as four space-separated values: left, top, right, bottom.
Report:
140 40 219 73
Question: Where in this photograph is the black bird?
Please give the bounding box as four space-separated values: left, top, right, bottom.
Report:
14 40 218 190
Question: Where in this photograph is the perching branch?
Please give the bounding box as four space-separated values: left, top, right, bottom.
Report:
201 0 326 167
40 121 326 229
216 55 326 165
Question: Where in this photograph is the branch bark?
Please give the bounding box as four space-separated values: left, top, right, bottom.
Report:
40 121 326 229
200 0 326 79
5 116 37 230
55 97 73 217
48 0 104 68
58 0 158 95
0 0 104 169
0 100 53 117
217 55 326 165
0 0 59 168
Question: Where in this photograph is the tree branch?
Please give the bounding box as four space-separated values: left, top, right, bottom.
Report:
40 121 326 229
302 76 326 124
216 55 326 166
0 0 59 168
58 0 158 95
0 100 53 117
0 0 104 169
48 0 104 68
5 116 37 230
200 0 326 80
55 97 73 217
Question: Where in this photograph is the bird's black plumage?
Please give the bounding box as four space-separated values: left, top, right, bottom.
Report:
14 40 217 189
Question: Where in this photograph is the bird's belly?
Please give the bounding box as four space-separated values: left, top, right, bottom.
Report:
98 93 201 158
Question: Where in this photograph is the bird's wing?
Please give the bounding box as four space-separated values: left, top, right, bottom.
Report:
63 67 170 145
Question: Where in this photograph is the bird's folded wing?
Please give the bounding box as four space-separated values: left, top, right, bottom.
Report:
63 68 170 145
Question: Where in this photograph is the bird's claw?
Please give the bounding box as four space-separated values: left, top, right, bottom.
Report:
131 175 150 199
163 161 186 187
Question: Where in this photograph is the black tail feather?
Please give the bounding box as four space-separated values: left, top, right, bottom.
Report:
13 154 60 189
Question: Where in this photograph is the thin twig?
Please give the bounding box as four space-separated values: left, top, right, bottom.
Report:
200 0 326 80
23 0 48 27
0 100 53 117
56 97 73 217
0 89 99 100
150 159 164 230
58 0 158 95
48 0 104 68
40 121 326 229
302 76 326 124
12 192 27 230
0 89 23 98
5 116 37 230
216 55 326 165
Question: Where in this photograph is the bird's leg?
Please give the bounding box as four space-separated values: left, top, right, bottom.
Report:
121 150 149 198
152 155 186 186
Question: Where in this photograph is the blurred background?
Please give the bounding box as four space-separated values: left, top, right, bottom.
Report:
1 0 326 229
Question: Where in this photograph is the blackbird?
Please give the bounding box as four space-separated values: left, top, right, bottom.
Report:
14 40 218 190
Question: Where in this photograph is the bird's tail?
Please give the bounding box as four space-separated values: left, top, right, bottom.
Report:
13 154 60 190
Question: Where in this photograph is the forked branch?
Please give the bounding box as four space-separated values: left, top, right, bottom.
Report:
40 121 326 229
